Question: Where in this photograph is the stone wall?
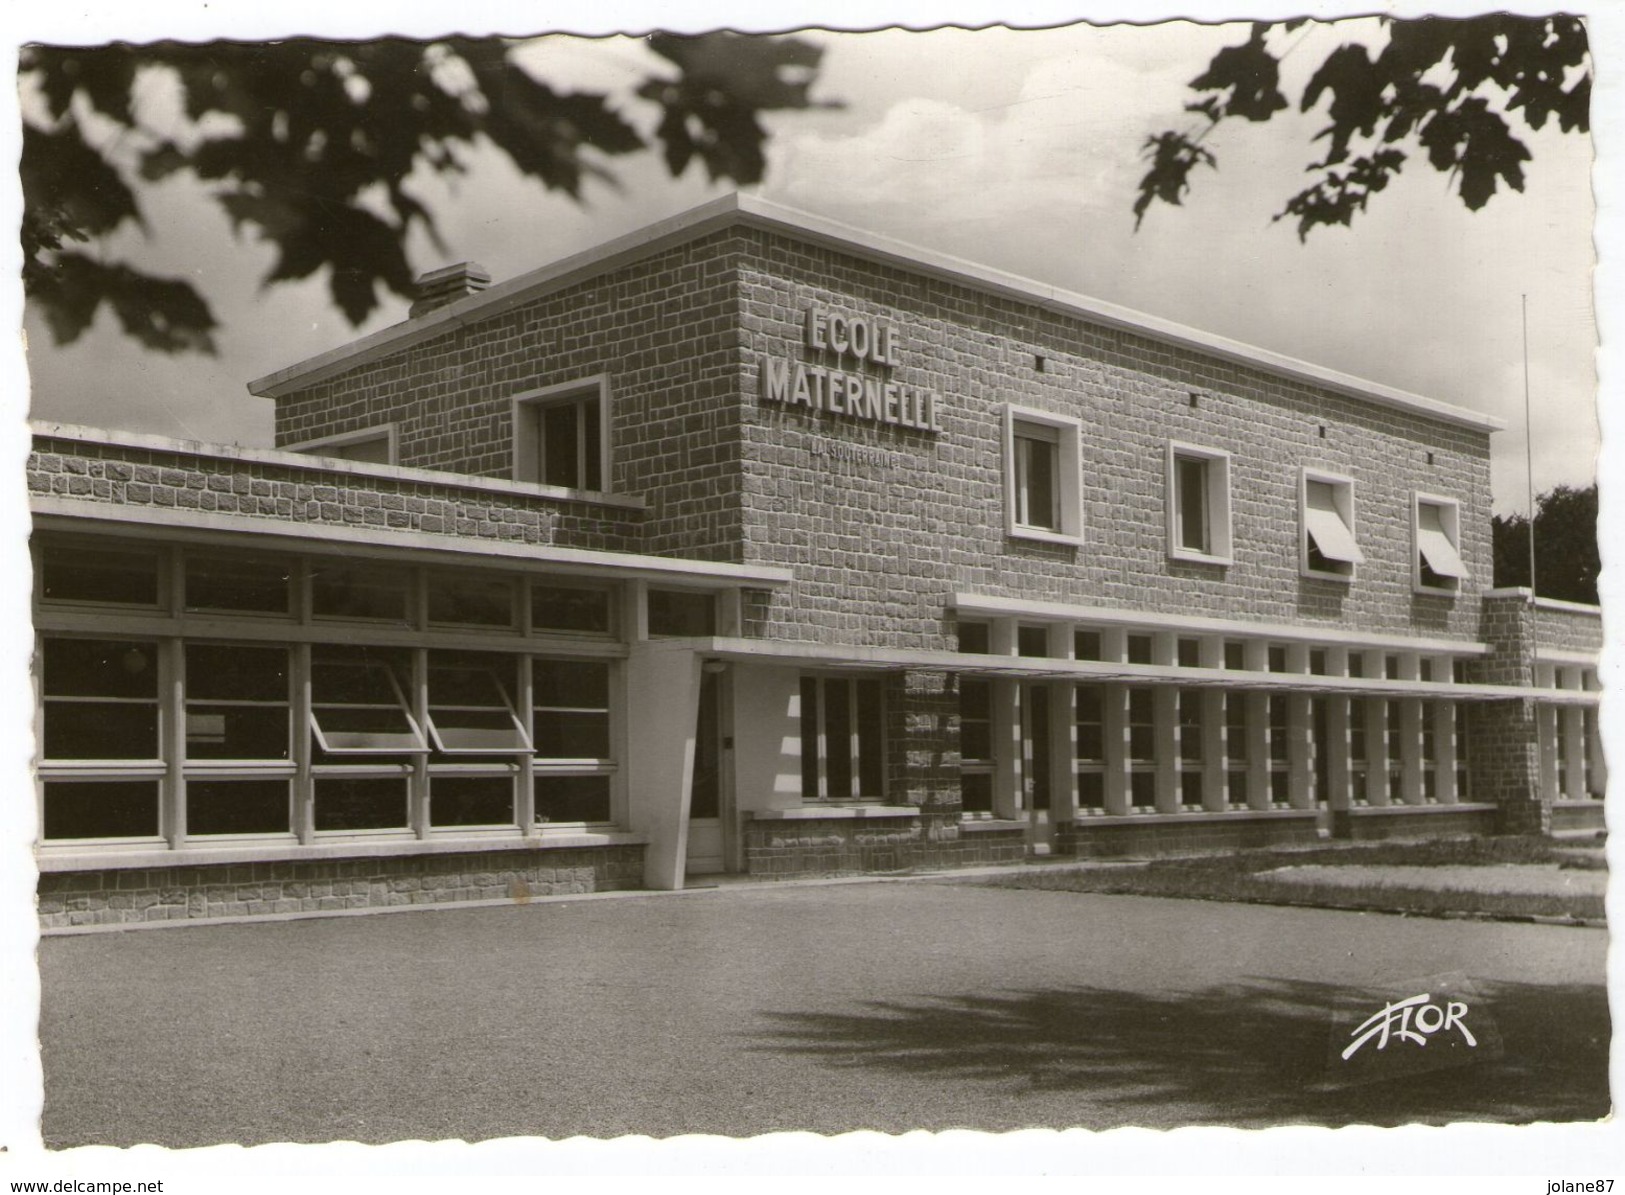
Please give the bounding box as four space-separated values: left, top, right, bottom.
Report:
272 230 750 562
1057 811 1321 859
1330 804 1500 842
38 846 646 930
29 431 641 553
741 815 1024 877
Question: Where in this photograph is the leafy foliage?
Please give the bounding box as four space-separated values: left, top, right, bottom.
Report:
1135 16 1590 238
1492 483 1599 604
21 34 831 354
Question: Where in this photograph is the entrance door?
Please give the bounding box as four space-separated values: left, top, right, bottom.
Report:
1022 683 1055 854
685 669 725 876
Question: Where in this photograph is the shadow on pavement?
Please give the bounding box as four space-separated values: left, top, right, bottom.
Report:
749 976 1610 1128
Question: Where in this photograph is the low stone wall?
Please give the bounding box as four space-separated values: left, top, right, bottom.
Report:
1551 800 1607 835
1057 811 1321 859
1330 803 1499 842
38 845 646 930
742 814 1026 878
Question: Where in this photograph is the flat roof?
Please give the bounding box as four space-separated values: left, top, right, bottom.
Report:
247 193 1505 435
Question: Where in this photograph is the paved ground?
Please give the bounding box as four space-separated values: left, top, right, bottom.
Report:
38 880 1609 1148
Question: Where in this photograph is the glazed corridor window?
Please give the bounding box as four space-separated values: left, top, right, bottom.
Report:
800 676 885 801
309 649 426 755
185 644 291 762
41 638 162 840
38 542 161 607
959 678 993 814
1415 496 1468 592
648 588 716 637
184 554 293 615
514 379 608 492
1301 473 1364 579
1003 406 1083 544
1167 444 1232 564
532 658 613 823
427 656 530 754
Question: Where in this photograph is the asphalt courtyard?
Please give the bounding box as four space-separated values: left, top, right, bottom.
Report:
38 878 1609 1148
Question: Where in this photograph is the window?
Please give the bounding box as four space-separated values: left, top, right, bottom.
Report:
1300 471 1363 579
41 637 163 840
43 638 160 762
311 563 413 625
309 648 426 756
958 620 991 655
427 654 530 754
1016 625 1048 657
648 588 716 637
1167 443 1232 564
800 676 885 801
427 571 516 630
532 583 613 635
1074 629 1101 662
185 645 290 763
531 657 615 824
1414 495 1468 593
959 678 993 814
185 554 292 615
1075 685 1106 813
287 425 397 465
514 377 608 492
1003 405 1082 544
1126 634 1153 665
38 541 160 608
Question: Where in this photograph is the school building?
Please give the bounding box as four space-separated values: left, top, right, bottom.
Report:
31 194 1604 927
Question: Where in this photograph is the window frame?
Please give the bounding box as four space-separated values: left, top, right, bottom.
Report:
800 674 887 803
1002 404 1083 546
1299 468 1363 582
285 424 399 466
1413 493 1468 595
1166 442 1233 565
513 375 611 494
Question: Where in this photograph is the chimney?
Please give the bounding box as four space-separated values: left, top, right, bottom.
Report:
409 262 491 318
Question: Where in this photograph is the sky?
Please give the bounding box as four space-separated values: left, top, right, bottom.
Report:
14 13 1601 515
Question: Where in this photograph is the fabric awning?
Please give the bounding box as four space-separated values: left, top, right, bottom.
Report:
1305 483 1365 564
1417 505 1468 578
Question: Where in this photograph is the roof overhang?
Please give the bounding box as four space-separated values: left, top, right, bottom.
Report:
246 194 1505 435
31 499 793 590
694 637 1596 705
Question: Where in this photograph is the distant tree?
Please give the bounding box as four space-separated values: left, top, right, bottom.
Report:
1134 15 1591 239
1492 483 1598 604
21 34 831 354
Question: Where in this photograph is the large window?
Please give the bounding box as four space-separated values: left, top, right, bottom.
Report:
1075 684 1106 814
1003 405 1083 544
1167 443 1233 564
514 377 608 492
427 653 528 829
800 676 885 802
533 658 614 824
960 678 994 814
41 637 162 840
38 541 161 608
1301 471 1364 580
1414 495 1468 593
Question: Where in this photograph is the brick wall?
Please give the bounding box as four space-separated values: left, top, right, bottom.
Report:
38 846 645 929
1330 805 1499 842
741 815 1024 877
730 226 1494 651
28 434 641 553
272 230 750 562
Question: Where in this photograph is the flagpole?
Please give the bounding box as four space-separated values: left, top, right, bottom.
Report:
1523 294 1540 689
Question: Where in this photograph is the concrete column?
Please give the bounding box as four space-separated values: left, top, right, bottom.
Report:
1103 683 1129 816
1286 643 1312 810
1152 634 1178 814
624 640 702 890
1323 646 1352 812
1561 704 1586 801
1537 703 1561 802
1048 625 1077 826
1434 701 1458 804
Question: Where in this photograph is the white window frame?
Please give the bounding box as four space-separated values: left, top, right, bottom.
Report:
286 424 399 465
1002 405 1083 546
1413 493 1468 595
513 374 611 493
1299 468 1363 581
1166 442 1233 565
